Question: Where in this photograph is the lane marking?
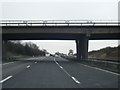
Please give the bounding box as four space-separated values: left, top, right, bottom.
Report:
54 57 81 84
72 77 81 84
2 62 15 65
40 57 46 61
0 76 13 83
26 65 30 68
61 67 73 77
80 63 120 76
60 66 63 69
35 62 37 63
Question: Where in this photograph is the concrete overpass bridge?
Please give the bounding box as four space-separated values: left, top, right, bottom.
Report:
1 20 120 60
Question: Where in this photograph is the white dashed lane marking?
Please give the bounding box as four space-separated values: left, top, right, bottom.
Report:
71 77 81 84
54 57 81 84
0 76 13 83
26 65 30 68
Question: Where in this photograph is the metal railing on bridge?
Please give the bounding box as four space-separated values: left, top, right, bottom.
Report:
0 20 120 26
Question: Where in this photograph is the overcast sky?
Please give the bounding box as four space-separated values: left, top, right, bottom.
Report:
1 0 119 54
1 0 119 20
20 40 119 54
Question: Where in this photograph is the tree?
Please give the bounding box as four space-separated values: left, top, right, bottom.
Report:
6 41 47 57
68 49 73 55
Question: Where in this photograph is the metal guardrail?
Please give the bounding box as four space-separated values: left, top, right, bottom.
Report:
0 20 120 26
88 58 120 63
62 56 120 73
81 59 120 73
62 56 120 64
86 59 120 65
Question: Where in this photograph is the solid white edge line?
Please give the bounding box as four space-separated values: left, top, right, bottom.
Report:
80 64 120 76
26 65 30 68
54 57 81 84
0 76 13 83
41 57 46 61
2 62 15 65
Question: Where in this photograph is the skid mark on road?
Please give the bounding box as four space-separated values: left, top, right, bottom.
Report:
54 57 81 84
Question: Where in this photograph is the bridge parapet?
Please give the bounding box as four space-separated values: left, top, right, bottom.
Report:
0 20 119 26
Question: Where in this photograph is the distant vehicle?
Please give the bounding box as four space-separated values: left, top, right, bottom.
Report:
50 54 54 57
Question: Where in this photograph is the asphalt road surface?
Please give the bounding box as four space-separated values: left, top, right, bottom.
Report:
1 56 119 88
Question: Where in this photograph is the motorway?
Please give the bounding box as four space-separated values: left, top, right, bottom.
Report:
1 56 119 88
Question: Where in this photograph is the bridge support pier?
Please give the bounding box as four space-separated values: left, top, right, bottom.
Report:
2 40 8 60
76 35 89 60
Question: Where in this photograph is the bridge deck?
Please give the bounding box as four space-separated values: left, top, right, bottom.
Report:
1 20 120 40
